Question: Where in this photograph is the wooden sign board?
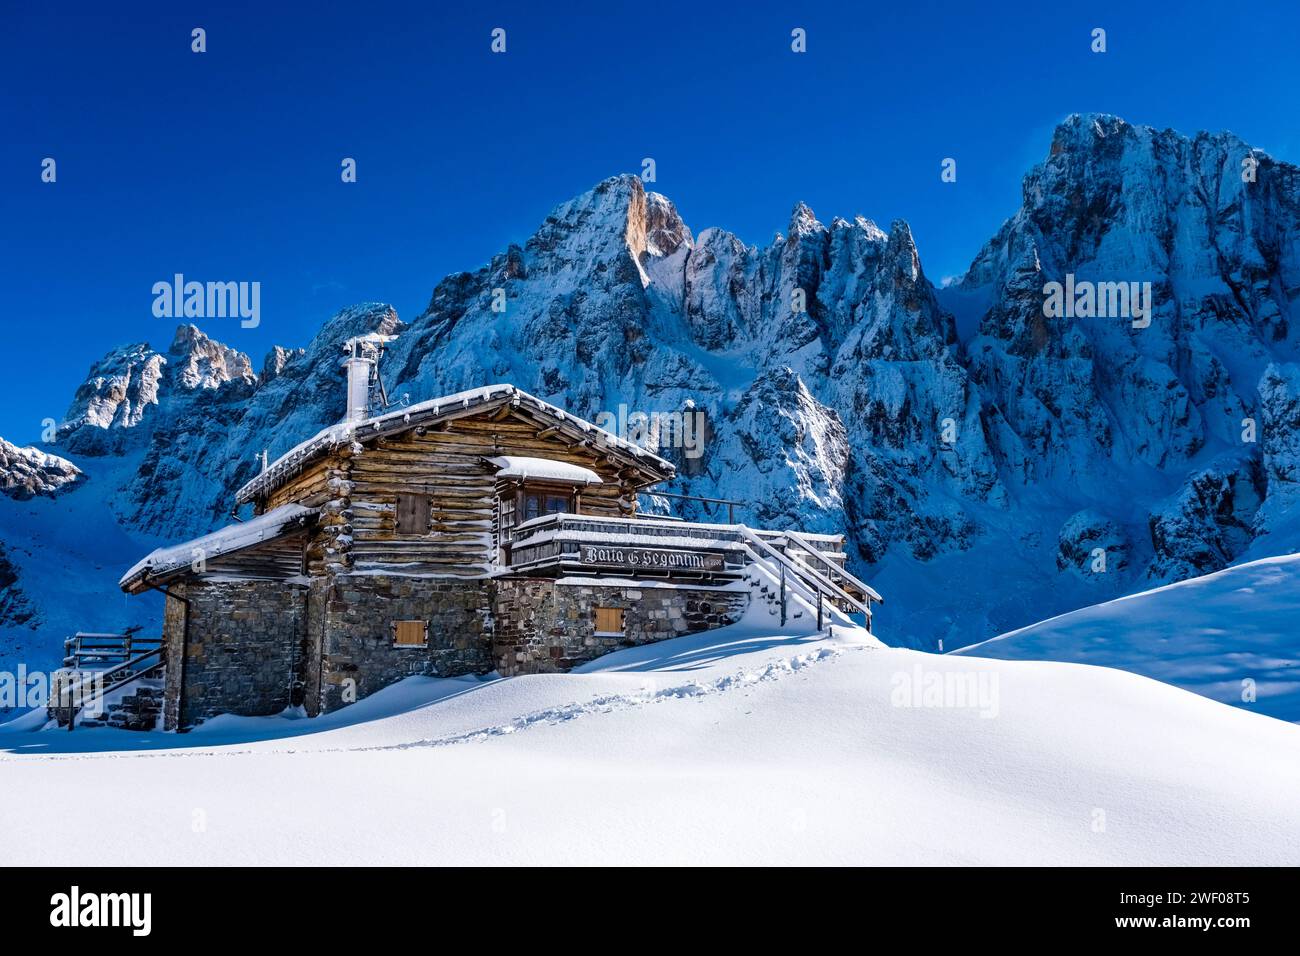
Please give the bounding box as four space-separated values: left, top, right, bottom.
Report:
578 544 725 573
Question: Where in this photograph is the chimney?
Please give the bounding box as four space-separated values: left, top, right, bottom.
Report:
340 333 396 424
343 346 372 423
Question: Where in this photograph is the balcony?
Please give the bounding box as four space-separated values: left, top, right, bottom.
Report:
503 513 849 582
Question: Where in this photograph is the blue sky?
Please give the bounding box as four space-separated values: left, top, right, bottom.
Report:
4 0 1299 441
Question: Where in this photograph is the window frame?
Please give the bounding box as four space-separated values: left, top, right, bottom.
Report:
496 478 584 566
517 482 576 525
593 606 626 636
392 620 429 648
395 492 432 536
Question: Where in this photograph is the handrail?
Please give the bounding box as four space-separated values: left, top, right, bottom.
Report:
783 530 884 605
60 645 165 699
737 543 829 623
737 526 867 625
773 548 873 621
510 512 845 547
95 659 165 702
57 645 165 731
64 630 162 668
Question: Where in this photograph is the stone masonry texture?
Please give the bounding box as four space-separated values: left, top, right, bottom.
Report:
316 574 493 713
492 578 748 675
162 579 308 731
161 573 748 727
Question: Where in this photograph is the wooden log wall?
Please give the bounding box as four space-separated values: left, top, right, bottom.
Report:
201 533 308 579
266 464 332 511
280 411 650 578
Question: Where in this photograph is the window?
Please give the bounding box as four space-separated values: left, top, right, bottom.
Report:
522 491 569 522
497 493 518 559
393 620 428 647
594 607 625 635
396 494 431 534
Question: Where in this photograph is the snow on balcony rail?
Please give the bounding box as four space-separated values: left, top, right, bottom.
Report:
511 511 845 546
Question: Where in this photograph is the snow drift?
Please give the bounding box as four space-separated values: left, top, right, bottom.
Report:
1 620 1296 866
956 553 1300 722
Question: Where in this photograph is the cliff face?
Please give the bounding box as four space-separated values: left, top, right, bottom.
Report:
951 114 1300 587
4 113 1299 667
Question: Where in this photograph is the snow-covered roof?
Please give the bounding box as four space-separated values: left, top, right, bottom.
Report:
487 456 603 485
119 504 317 591
235 384 675 505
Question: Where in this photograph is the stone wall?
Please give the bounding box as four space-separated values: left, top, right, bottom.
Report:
160 590 186 730
317 574 493 713
162 579 308 731
492 578 748 675
157 572 747 726
301 577 328 717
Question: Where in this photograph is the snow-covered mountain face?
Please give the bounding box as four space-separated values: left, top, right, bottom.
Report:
2 113 1299 667
0 439 83 501
949 114 1300 589
384 176 999 564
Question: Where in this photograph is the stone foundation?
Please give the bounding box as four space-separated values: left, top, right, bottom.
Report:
162 579 309 731
159 573 748 728
492 578 748 675
316 574 493 713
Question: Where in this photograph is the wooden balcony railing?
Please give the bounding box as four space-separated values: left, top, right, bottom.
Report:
63 628 164 669
504 513 848 580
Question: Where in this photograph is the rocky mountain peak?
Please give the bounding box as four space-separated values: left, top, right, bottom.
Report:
642 190 692 258
167 324 256 391
60 341 166 441
883 220 921 282
787 201 824 240
0 438 84 500
260 345 305 384
528 173 656 263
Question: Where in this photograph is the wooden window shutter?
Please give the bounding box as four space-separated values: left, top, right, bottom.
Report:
393 620 428 647
396 493 430 534
594 607 625 635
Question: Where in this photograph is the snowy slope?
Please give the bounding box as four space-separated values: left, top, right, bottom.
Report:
0 450 163 662
955 554 1300 722
1 622 1296 866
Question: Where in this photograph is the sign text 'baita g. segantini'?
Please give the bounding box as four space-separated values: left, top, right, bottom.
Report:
579 544 725 572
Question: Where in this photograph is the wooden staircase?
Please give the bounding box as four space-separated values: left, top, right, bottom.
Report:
736 526 881 632
51 629 166 731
